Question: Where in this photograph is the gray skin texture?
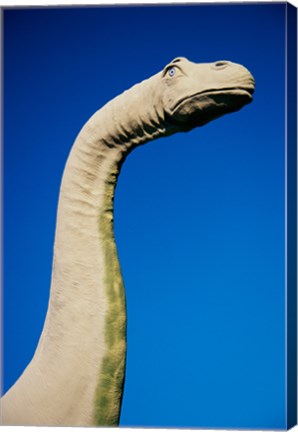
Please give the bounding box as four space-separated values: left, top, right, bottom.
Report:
1 57 254 427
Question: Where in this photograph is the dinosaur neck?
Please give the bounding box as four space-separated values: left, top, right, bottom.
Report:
2 73 174 426
50 75 174 425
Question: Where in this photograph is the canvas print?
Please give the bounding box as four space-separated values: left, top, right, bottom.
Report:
1 2 297 429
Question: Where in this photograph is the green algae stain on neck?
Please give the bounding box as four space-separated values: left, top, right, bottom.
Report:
93 164 127 426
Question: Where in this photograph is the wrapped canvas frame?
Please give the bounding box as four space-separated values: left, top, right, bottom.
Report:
1 2 297 429
286 3 297 428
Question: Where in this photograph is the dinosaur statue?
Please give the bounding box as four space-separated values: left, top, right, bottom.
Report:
1 57 254 427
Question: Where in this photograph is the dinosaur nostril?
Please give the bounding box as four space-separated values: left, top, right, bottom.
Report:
214 61 229 69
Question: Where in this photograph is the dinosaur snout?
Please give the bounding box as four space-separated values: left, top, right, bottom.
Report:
211 60 255 92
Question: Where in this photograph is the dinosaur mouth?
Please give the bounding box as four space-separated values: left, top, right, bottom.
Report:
172 86 255 112
170 86 255 131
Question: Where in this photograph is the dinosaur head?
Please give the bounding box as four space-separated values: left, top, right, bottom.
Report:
162 57 255 131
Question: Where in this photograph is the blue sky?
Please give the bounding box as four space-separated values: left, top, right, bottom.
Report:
3 4 287 429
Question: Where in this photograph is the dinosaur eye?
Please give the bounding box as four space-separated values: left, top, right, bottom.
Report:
168 67 176 77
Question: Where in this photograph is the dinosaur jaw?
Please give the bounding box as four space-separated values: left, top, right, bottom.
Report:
170 87 254 131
